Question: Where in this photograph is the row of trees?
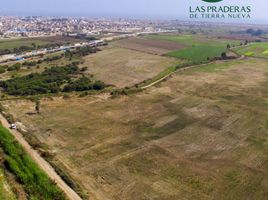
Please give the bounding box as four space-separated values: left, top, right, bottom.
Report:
0 45 100 75
22 54 64 67
246 29 264 36
0 54 65 74
64 47 100 60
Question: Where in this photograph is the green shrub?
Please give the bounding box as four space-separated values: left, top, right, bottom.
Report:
23 61 38 67
7 63 21 71
0 103 4 112
0 67 6 74
63 77 106 92
44 54 63 62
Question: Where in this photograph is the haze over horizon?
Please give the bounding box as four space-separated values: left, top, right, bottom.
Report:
1 0 268 24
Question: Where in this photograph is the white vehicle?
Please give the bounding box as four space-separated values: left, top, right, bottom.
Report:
10 123 17 129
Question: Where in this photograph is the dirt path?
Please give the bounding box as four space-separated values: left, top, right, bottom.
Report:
141 54 245 90
141 62 211 90
0 114 82 200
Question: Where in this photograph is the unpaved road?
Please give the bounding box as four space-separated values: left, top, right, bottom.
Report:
141 56 244 90
0 114 82 200
141 63 206 90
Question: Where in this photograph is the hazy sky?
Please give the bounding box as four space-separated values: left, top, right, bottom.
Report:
1 0 268 23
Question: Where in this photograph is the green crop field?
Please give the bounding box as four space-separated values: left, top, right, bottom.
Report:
234 42 268 58
167 45 226 62
0 38 50 51
146 34 195 45
146 34 241 46
146 34 241 62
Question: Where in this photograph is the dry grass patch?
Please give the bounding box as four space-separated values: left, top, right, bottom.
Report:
81 46 181 87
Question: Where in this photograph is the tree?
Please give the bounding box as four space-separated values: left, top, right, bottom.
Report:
65 50 73 60
255 29 263 36
246 28 254 35
246 28 263 36
221 52 227 59
80 66 88 72
227 44 231 49
32 43 36 49
0 67 5 74
35 100 40 114
7 63 21 71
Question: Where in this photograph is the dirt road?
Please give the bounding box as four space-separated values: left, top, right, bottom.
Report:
141 63 203 90
0 114 82 200
141 56 244 90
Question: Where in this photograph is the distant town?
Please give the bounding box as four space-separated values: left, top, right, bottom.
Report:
0 16 178 38
1 16 267 39
0 16 183 62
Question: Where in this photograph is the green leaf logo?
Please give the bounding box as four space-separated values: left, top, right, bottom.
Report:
202 0 223 2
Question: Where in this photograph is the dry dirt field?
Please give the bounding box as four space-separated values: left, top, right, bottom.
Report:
81 46 181 87
114 37 185 55
2 58 268 200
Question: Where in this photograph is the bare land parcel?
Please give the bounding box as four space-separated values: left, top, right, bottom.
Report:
114 37 185 55
81 46 181 87
3 58 268 200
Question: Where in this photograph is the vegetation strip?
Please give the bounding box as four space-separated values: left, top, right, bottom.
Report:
138 61 212 90
0 114 83 200
0 125 65 200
